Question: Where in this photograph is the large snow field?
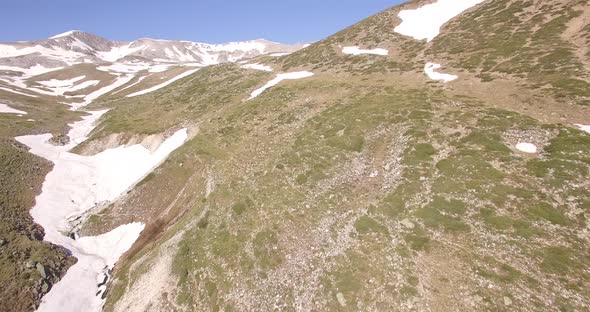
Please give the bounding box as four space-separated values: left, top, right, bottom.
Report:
16 109 188 312
342 46 389 56
394 0 485 41
248 71 314 100
424 62 458 82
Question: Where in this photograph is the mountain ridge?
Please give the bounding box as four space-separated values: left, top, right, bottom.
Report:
0 30 306 66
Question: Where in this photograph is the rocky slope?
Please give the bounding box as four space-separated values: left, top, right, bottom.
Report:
1 0 590 311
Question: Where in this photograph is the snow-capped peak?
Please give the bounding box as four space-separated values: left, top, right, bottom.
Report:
49 30 81 39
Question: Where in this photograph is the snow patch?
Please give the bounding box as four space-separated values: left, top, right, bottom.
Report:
38 76 85 88
342 46 388 56
16 110 188 312
148 64 171 73
126 68 198 97
424 62 457 82
516 142 537 154
0 64 64 77
97 63 149 73
248 71 314 100
269 52 291 57
575 124 590 134
49 30 79 39
97 43 146 63
394 0 485 41
0 103 27 114
112 76 147 95
0 44 85 64
77 75 134 109
37 223 145 312
0 86 39 98
35 76 99 96
241 63 273 72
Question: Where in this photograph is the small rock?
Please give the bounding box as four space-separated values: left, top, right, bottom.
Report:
25 260 36 269
49 134 70 146
572 208 584 215
336 292 347 307
41 281 50 293
401 218 415 229
36 263 47 279
503 296 512 306
0 238 7 246
472 295 483 306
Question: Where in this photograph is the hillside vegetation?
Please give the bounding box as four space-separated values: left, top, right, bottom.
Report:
76 1 590 310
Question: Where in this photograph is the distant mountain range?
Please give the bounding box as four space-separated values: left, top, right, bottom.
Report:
0 30 305 67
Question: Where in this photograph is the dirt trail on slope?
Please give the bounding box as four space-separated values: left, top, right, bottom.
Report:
113 231 182 312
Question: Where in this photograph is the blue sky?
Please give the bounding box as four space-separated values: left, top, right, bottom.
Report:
0 0 406 44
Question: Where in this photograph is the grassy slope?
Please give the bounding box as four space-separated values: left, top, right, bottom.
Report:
68 0 589 311
99 68 590 311
427 0 590 105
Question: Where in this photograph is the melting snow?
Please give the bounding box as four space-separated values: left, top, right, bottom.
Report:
0 86 39 98
241 63 273 72
97 63 149 73
112 76 147 95
269 52 291 57
97 43 146 63
49 30 79 39
38 76 85 88
424 62 457 82
342 46 389 56
394 0 485 41
0 64 64 77
516 142 537 154
0 44 85 64
126 68 198 97
16 109 188 312
207 40 267 53
77 75 135 109
0 103 27 114
148 64 171 73
34 76 99 96
248 71 314 100
575 124 590 134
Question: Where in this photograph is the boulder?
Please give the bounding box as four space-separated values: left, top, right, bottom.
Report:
36 263 47 279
